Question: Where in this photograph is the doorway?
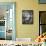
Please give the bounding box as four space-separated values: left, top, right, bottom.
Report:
0 2 16 40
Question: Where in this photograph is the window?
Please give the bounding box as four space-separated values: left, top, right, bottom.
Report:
39 0 46 4
0 2 16 40
39 11 46 35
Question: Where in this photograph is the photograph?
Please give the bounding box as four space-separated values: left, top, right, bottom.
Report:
22 10 33 24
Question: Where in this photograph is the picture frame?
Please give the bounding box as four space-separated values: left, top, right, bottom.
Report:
39 0 46 4
22 10 33 24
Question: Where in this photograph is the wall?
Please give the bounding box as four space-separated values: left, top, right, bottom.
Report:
16 0 39 40
0 0 46 41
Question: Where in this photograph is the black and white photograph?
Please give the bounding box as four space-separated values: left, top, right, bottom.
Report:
22 10 33 24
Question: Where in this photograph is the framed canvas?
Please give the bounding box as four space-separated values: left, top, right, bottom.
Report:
39 0 46 4
22 10 33 24
0 2 16 40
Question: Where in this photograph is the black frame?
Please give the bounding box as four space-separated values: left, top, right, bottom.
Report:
39 11 46 35
22 10 33 24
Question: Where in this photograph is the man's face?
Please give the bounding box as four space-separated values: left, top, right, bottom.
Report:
24 12 31 21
